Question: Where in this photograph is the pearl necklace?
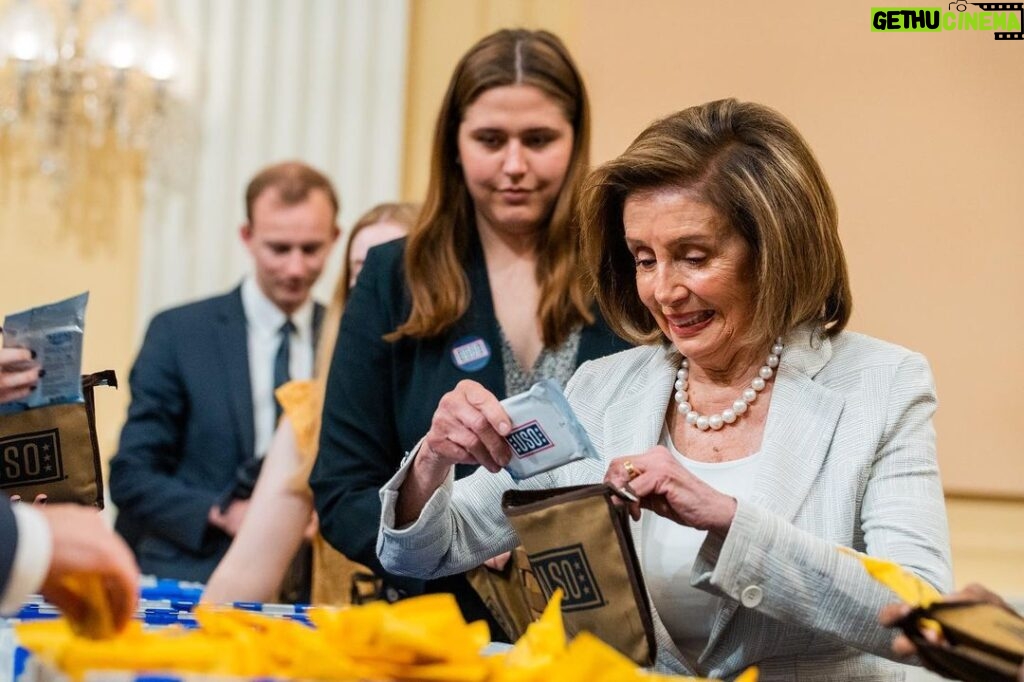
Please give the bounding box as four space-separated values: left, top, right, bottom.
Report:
675 337 783 431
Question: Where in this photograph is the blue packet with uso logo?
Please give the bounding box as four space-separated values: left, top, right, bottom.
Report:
0 292 88 415
499 379 598 481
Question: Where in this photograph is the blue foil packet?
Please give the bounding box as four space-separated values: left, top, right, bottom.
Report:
500 379 598 481
0 292 88 414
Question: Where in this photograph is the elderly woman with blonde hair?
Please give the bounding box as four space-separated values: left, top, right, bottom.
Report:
378 99 952 678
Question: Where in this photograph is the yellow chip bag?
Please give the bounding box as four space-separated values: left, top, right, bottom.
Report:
57 573 118 640
275 380 319 455
19 591 758 682
841 547 942 607
841 547 945 640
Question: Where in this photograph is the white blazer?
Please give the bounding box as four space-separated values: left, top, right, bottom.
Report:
378 327 953 680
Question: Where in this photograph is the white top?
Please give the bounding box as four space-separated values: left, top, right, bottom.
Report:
641 426 762 663
1 504 52 614
240 276 314 458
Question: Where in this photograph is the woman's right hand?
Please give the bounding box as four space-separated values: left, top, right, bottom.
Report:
419 380 514 474
0 346 41 404
398 381 513 527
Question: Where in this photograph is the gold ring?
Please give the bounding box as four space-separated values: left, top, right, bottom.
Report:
623 459 639 480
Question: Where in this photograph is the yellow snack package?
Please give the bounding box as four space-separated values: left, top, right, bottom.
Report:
275 380 318 455
551 633 759 682
504 588 566 666
382 593 490 663
493 590 757 682
56 573 118 639
19 591 757 682
841 546 944 643
841 548 942 607
16 620 224 681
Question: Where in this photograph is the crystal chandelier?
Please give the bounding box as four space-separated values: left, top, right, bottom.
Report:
0 0 192 232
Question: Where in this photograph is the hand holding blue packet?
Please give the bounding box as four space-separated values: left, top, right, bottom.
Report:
0 292 88 414
499 379 598 480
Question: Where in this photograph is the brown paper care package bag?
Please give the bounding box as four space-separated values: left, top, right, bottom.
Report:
467 544 544 641
852 549 1024 682
0 370 116 508
898 600 1024 681
490 483 657 666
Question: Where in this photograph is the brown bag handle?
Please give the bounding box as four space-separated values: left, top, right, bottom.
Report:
502 483 604 514
899 601 1024 681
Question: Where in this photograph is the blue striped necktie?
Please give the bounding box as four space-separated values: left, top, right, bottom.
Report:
273 319 295 422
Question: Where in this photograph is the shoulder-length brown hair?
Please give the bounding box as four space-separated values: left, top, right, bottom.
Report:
388 28 594 346
580 98 851 352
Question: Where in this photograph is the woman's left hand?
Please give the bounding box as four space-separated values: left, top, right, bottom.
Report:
604 446 738 534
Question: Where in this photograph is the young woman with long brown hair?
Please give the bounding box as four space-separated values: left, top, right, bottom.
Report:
310 29 628 638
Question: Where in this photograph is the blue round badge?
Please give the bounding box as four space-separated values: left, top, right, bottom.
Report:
450 335 491 372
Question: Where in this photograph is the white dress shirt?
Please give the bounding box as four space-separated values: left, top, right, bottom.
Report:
641 428 762 662
240 276 314 459
0 504 52 614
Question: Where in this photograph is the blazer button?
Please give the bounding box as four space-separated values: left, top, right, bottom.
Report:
740 584 763 608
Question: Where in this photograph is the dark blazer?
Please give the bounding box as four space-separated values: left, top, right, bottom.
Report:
0 500 17 597
310 237 630 635
109 287 323 582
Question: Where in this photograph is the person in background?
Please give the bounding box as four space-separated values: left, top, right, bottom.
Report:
344 205 412 291
309 29 630 638
880 584 1024 681
377 99 952 677
203 202 418 605
0 353 139 629
109 161 340 582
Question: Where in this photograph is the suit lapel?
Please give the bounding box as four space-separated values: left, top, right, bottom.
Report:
750 333 844 521
703 328 845 656
218 289 255 460
601 345 676 459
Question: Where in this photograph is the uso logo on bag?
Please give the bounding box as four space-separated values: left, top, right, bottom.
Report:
528 543 605 611
0 429 64 488
505 421 554 459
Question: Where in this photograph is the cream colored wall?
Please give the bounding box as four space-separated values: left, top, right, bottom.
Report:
946 497 1024 596
0 144 142 477
403 0 1024 499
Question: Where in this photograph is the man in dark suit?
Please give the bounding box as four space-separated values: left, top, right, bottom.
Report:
109 161 340 582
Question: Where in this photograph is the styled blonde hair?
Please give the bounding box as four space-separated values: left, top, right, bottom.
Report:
580 99 851 351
